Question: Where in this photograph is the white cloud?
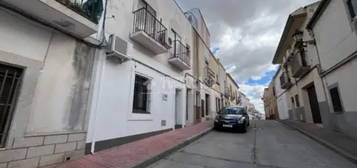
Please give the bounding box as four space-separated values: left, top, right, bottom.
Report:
239 84 266 113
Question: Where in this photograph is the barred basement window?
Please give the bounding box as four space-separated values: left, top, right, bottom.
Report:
133 75 151 114
0 64 23 148
329 87 343 112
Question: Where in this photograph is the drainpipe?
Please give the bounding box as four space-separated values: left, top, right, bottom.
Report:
90 50 106 154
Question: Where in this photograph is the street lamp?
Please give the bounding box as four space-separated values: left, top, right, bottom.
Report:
292 30 316 45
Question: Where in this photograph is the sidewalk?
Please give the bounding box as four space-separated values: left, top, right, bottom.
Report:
281 120 357 164
52 121 213 168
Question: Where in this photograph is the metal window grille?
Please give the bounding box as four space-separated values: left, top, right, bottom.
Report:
0 64 23 147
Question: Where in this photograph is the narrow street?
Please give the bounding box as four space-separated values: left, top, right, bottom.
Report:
148 120 357 168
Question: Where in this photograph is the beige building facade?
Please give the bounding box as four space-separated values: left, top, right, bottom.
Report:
263 82 279 120
272 0 357 140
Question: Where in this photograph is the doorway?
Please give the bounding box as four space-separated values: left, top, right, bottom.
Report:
195 91 201 123
306 85 322 124
175 89 183 129
205 94 210 116
186 89 193 123
201 100 205 118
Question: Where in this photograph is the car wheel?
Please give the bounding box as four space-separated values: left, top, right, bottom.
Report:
241 125 247 133
214 125 220 131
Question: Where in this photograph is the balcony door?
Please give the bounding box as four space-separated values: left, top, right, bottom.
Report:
138 0 157 38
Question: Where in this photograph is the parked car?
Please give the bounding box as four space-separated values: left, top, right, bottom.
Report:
214 106 250 132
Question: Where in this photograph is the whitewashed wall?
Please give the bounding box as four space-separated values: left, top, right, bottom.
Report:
273 68 290 120
0 9 93 136
87 0 194 145
313 0 357 112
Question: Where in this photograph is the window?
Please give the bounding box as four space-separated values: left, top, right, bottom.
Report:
295 95 300 107
347 0 357 18
291 97 295 108
133 75 151 114
195 92 200 106
329 87 343 112
0 64 23 148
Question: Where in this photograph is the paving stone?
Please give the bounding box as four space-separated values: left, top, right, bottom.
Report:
39 153 64 167
13 137 44 148
44 135 68 145
53 121 213 168
8 158 39 168
0 149 27 162
27 145 54 158
55 143 76 153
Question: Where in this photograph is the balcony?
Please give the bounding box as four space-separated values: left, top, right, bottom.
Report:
169 40 191 70
131 8 169 54
3 0 103 38
280 72 292 89
290 52 310 78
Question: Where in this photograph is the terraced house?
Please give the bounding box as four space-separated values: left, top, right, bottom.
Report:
269 0 357 141
0 0 104 167
0 0 245 167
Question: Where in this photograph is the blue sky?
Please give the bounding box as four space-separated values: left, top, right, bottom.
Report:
244 70 276 86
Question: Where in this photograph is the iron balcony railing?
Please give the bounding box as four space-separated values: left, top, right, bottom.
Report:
171 40 190 66
290 51 310 78
133 7 168 47
55 0 103 24
280 72 292 89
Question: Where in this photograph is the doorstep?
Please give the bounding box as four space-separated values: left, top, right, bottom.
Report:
280 120 357 164
50 121 213 168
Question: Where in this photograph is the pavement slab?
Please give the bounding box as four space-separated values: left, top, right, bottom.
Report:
52 121 213 168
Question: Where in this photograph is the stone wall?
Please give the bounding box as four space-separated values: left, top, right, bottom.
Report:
0 133 86 168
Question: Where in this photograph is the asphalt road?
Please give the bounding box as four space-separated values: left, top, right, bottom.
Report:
148 120 357 168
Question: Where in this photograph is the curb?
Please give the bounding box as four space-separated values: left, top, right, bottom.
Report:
279 121 357 165
129 127 213 168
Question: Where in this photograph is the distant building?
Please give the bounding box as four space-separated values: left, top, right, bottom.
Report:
263 82 279 120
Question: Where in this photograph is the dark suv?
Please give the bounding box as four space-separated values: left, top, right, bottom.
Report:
214 106 250 132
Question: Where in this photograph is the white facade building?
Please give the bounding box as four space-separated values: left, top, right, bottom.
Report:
0 0 103 166
86 0 195 153
307 0 357 139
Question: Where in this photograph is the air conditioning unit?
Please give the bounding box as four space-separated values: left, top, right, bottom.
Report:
164 36 173 49
106 34 130 63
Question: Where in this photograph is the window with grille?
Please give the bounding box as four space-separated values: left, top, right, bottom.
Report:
329 87 343 112
0 64 23 148
133 75 151 114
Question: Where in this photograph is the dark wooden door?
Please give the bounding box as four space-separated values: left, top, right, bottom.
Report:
307 85 322 123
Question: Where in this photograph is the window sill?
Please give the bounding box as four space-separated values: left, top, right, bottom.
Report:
128 112 153 121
